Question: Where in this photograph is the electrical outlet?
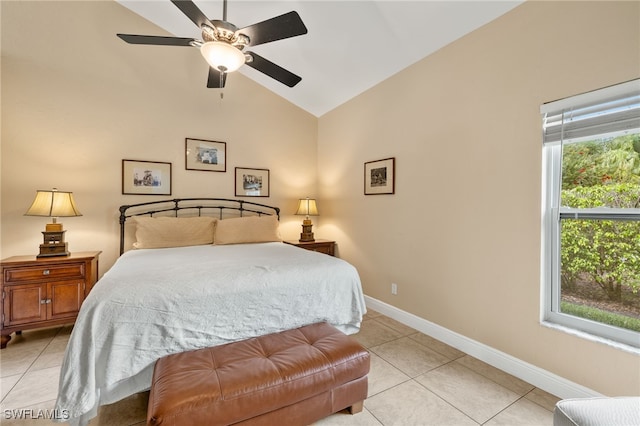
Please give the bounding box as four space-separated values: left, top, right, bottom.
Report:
391 283 398 295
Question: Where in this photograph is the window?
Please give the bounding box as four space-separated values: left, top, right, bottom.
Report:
541 79 640 348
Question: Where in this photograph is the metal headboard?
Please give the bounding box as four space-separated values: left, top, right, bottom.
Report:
119 198 280 255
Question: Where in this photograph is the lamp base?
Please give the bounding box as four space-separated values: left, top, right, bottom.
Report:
37 243 69 258
45 223 63 232
299 220 315 242
37 230 69 257
42 230 65 244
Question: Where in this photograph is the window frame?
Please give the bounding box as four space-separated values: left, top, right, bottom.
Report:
540 80 640 349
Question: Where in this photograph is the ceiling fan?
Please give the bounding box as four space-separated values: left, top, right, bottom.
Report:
117 0 308 88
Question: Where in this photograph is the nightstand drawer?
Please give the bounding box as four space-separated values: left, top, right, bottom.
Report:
3 263 85 284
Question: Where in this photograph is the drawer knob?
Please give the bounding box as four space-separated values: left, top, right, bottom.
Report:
42 269 50 275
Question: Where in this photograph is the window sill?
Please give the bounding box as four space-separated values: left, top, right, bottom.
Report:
541 321 640 356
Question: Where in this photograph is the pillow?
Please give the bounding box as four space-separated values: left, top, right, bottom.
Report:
214 215 281 245
133 216 217 249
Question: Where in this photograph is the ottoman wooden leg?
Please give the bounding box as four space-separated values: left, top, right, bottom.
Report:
349 401 364 414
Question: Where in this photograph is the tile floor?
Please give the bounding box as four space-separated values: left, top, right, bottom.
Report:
0 310 560 425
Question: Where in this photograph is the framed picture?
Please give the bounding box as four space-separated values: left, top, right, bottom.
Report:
364 157 395 195
235 167 269 197
185 138 226 172
122 159 172 195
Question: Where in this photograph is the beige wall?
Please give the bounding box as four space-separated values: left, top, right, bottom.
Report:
318 1 640 396
1 1 317 271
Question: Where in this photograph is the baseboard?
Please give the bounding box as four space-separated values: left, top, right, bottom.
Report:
364 295 603 400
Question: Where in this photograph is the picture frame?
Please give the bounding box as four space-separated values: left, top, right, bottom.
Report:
364 157 395 195
185 138 226 172
122 159 172 195
235 167 270 197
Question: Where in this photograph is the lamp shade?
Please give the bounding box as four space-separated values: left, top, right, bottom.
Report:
200 41 246 73
295 198 319 217
25 189 82 218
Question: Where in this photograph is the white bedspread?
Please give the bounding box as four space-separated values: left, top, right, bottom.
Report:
54 242 366 425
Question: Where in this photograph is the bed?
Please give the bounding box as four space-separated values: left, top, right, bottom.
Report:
54 199 366 426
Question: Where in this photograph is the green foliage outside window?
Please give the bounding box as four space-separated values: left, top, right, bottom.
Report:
560 135 640 304
562 135 640 190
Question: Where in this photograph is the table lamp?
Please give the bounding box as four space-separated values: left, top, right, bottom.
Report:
295 198 318 242
25 188 82 257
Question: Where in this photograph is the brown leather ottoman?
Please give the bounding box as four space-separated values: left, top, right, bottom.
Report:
147 322 370 425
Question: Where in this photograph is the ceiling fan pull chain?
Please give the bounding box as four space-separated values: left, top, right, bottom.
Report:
220 71 225 99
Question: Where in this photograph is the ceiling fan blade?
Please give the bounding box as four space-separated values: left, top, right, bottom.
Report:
240 11 308 47
117 34 195 47
245 52 301 88
170 0 213 29
207 67 227 88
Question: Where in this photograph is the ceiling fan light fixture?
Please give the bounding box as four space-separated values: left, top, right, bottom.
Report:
200 41 245 73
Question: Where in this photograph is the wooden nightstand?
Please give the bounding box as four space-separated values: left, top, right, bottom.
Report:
1 251 101 349
284 239 336 256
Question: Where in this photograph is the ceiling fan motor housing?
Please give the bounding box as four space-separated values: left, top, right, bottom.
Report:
204 20 249 49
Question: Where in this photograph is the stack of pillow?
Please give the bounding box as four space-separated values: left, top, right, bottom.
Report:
132 215 281 249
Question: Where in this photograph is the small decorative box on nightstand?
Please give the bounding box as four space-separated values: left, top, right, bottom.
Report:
284 239 336 256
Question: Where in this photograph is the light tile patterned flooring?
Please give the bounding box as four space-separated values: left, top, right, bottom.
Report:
0 310 560 425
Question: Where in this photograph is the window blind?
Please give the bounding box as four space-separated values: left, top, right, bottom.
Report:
541 79 640 144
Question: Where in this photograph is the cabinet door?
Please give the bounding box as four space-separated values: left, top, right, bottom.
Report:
48 280 83 320
3 284 47 326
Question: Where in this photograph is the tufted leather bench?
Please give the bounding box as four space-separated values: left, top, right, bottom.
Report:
147 322 370 425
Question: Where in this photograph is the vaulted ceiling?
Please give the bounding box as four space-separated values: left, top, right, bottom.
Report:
116 1 523 117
